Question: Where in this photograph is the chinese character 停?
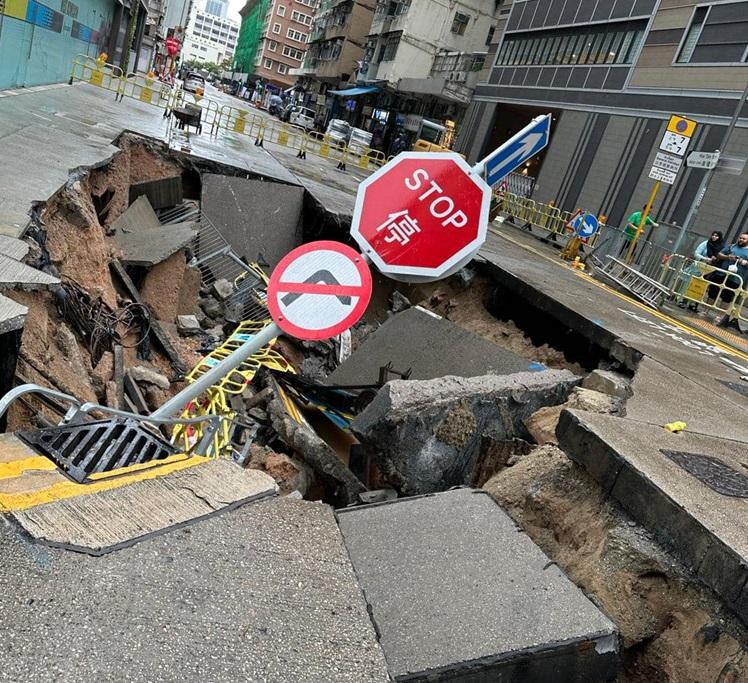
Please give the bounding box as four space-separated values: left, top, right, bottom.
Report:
376 210 421 246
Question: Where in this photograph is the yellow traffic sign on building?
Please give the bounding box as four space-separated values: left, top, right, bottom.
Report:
667 114 697 138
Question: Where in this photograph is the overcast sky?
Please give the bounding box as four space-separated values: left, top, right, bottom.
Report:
227 0 245 23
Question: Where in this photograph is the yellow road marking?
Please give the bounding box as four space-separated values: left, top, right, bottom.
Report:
0 454 207 512
488 227 748 363
0 456 57 480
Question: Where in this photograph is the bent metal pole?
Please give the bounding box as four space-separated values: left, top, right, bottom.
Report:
149 322 280 420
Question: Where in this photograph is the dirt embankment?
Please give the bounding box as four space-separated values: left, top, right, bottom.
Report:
484 446 748 683
8 137 199 429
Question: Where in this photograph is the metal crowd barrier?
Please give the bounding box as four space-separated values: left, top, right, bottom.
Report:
658 254 746 320
498 192 604 247
118 72 176 108
69 54 124 94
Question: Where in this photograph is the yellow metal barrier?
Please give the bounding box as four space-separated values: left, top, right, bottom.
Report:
497 192 605 246
171 319 295 457
69 54 124 94
214 104 264 137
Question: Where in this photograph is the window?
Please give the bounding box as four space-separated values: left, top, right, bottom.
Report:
451 11 469 35
273 22 281 33
276 4 285 15
676 3 748 64
277 63 289 74
291 9 312 24
283 45 304 60
287 28 307 41
383 34 399 61
269 39 278 51
296 0 315 6
264 58 273 68
486 25 495 46
677 6 708 63
494 20 648 68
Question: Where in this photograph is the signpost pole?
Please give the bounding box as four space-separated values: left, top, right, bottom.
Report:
150 322 280 419
625 181 661 264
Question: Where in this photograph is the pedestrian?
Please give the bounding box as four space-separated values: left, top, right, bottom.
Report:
620 206 659 257
704 233 748 322
695 230 725 263
371 125 384 151
391 132 408 157
679 231 724 311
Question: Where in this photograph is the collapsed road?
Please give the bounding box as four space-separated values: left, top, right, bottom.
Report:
0 85 746 682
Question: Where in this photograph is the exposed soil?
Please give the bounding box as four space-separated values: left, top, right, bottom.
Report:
405 274 586 374
8 137 202 429
484 445 748 682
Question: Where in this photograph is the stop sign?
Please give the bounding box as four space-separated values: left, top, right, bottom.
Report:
351 152 491 279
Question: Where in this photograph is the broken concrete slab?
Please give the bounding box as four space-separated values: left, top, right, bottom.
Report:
0 235 29 261
328 307 536 386
0 497 391 681
581 369 632 399
337 488 620 682
114 222 197 267
352 370 579 495
0 293 27 334
128 366 170 390
201 174 304 268
0 253 59 291
557 409 748 626
128 175 183 210
110 194 160 233
177 314 201 336
12 459 277 554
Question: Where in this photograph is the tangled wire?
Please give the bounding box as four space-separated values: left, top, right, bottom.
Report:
55 280 152 366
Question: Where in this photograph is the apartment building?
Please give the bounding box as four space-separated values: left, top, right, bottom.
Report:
292 0 375 101
458 0 748 239
337 0 497 147
237 0 316 88
182 0 239 64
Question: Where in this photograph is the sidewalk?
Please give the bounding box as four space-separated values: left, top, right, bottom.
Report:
0 82 358 238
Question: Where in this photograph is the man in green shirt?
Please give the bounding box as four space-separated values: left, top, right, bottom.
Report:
620 206 659 256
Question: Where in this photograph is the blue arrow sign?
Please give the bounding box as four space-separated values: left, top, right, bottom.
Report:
475 114 552 188
572 212 599 238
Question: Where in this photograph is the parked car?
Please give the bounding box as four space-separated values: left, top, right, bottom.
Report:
289 106 315 131
183 72 206 93
326 119 351 147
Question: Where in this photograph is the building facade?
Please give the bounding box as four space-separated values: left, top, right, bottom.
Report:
292 0 375 104
236 0 315 88
0 0 117 89
328 0 496 150
181 0 238 64
459 0 748 240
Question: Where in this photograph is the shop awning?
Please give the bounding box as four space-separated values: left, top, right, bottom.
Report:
328 85 379 96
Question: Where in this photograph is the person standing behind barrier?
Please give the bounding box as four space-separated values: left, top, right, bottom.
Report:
620 206 659 257
680 231 724 311
695 231 725 263
704 233 748 312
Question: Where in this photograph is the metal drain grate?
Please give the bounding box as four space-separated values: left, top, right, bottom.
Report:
661 449 748 498
717 379 748 399
18 418 179 484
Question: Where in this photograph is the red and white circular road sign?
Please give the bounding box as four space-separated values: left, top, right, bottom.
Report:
267 241 372 341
